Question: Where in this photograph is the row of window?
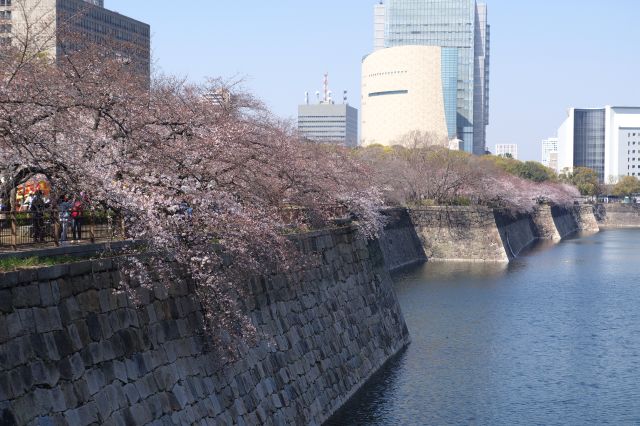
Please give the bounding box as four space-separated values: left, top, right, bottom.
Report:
58 3 150 37
367 70 408 78
0 0 11 6
0 10 10 19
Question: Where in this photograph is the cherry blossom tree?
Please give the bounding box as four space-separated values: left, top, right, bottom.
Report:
0 24 384 346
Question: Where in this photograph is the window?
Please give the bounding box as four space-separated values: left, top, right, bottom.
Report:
368 90 409 97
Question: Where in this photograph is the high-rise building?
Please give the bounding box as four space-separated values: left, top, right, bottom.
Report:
361 45 449 147
298 75 358 148
542 137 559 169
557 106 640 183
494 144 518 159
374 0 490 155
298 104 358 148
548 152 559 172
4 0 150 80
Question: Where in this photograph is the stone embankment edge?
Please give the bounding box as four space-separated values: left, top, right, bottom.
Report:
0 225 410 425
594 204 640 228
405 205 600 263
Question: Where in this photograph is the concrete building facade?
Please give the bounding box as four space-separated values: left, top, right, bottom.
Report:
558 106 640 183
374 0 490 155
494 144 518 159
542 137 559 169
298 103 358 148
5 0 149 80
361 45 448 147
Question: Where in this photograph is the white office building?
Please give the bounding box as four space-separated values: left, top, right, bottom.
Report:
558 106 640 183
542 137 559 170
495 144 518 159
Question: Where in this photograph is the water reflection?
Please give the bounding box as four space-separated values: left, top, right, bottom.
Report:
328 230 640 425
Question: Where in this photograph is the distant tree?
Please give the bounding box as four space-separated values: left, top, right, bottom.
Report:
392 130 449 149
612 176 640 197
484 156 556 183
503 153 513 159
514 161 557 183
566 167 601 196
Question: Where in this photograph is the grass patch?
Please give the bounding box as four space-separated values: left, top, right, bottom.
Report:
0 256 82 272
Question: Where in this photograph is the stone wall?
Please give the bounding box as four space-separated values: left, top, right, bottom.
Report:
531 206 562 241
493 212 537 259
409 207 509 262
594 204 640 228
0 226 409 426
377 208 426 272
407 205 600 263
550 206 581 238
574 205 600 233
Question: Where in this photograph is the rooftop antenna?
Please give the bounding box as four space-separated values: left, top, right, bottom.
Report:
343 90 348 105
315 91 320 103
323 73 329 103
305 91 309 105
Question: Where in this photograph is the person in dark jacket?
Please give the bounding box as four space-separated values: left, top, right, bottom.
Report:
30 191 46 242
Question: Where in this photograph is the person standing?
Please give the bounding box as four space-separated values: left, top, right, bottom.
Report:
58 195 72 244
71 196 84 242
30 191 46 243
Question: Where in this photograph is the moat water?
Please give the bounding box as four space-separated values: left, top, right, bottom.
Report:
329 229 640 425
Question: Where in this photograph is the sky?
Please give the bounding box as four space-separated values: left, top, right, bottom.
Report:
108 0 640 161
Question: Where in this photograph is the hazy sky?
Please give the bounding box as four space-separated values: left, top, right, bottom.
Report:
109 0 640 161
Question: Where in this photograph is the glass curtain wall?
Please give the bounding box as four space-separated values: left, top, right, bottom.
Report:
574 109 606 182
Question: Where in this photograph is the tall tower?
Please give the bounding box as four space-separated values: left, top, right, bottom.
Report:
375 0 490 155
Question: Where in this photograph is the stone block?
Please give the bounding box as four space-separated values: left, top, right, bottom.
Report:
60 382 78 409
52 330 74 358
38 283 54 307
123 383 140 405
43 332 61 361
76 290 101 313
58 297 82 324
34 307 63 334
95 388 114 421
31 360 60 387
11 284 40 308
50 388 66 413
6 312 23 339
17 309 36 334
50 281 60 305
85 368 106 396
64 401 98 426
0 290 13 314
85 313 102 342
171 384 189 409
113 360 128 383
66 323 83 352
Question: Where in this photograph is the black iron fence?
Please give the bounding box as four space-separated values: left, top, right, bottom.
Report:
0 209 125 250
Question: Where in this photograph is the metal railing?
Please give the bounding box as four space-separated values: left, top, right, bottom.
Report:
0 209 125 250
